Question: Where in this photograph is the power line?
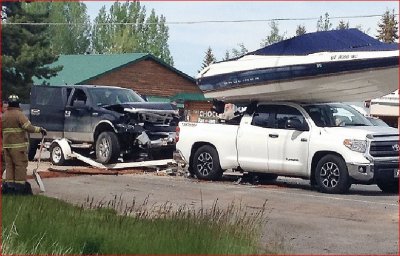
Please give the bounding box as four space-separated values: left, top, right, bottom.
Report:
2 13 398 26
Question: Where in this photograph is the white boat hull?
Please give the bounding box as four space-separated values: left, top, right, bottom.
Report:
203 66 398 103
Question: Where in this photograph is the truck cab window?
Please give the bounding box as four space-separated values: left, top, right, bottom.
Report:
251 105 273 128
70 89 87 107
274 105 307 129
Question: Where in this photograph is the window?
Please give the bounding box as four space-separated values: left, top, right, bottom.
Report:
251 105 273 128
36 87 63 107
69 89 87 106
273 105 307 129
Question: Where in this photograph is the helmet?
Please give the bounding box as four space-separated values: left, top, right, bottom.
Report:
8 95 20 107
8 95 20 103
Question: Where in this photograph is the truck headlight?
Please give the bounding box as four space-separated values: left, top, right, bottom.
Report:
343 139 367 153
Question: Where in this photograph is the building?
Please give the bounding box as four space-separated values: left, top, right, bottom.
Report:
34 53 214 122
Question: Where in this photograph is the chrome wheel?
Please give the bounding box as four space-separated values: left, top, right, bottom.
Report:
196 152 213 176
98 137 111 159
320 161 340 188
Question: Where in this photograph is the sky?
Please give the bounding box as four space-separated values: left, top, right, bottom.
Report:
84 1 399 77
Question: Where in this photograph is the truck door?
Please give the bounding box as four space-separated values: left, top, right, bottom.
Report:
237 105 274 172
64 88 93 142
267 105 310 175
30 86 66 140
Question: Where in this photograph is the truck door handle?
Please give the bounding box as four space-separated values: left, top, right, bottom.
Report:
31 109 40 116
269 134 279 138
301 138 308 142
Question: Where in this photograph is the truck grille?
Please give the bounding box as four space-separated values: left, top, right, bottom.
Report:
369 140 400 158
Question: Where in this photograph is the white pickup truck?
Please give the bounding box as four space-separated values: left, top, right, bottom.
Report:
176 102 399 194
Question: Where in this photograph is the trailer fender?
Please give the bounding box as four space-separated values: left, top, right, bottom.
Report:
50 139 73 160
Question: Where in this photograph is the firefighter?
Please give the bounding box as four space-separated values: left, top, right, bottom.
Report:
2 94 47 195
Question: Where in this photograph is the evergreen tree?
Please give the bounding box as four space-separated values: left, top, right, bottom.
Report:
376 9 399 43
317 13 332 31
199 47 216 72
261 20 286 47
2 2 62 102
295 24 307 36
337 20 350 30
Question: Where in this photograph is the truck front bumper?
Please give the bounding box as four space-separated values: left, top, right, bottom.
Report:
347 159 399 184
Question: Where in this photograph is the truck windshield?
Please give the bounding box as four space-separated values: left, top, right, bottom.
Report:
89 88 145 106
303 103 372 127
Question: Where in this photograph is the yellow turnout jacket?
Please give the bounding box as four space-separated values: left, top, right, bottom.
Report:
2 107 41 149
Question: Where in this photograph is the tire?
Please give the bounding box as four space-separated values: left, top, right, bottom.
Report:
315 154 351 194
28 139 40 161
95 132 120 164
50 143 66 165
192 145 223 180
377 179 399 194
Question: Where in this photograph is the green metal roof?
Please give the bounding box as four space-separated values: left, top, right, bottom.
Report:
33 53 195 85
170 92 207 102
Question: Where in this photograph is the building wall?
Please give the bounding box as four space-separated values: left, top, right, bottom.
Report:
86 59 201 97
184 101 216 123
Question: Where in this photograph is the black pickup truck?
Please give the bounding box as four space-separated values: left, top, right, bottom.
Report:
28 85 179 164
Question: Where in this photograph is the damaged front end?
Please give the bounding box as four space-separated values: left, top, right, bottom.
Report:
105 103 179 154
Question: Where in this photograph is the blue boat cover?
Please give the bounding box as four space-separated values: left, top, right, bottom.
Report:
249 29 398 56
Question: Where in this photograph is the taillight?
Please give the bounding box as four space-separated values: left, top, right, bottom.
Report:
175 126 180 142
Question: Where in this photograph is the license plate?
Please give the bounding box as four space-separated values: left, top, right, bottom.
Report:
395 169 399 178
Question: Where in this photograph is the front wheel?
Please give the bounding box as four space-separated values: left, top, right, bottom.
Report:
192 145 223 180
95 132 120 164
315 154 351 194
377 179 399 194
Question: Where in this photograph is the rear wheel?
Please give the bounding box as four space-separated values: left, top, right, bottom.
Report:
192 145 223 180
95 132 120 164
377 179 399 193
50 143 66 165
315 154 351 194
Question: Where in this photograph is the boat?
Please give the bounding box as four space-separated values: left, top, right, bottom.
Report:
197 29 399 103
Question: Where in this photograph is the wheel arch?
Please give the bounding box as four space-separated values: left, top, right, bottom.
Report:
310 151 345 184
93 121 117 142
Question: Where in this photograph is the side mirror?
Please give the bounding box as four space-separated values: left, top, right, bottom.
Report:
286 118 309 131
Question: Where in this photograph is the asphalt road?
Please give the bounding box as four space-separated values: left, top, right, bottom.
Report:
25 159 399 255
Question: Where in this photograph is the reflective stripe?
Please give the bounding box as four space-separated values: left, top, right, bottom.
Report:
2 128 24 133
22 122 31 129
3 142 29 149
35 127 40 133
4 180 26 184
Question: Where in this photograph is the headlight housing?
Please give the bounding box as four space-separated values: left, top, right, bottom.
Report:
343 139 367 153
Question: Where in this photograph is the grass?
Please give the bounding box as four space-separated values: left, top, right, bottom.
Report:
2 195 273 255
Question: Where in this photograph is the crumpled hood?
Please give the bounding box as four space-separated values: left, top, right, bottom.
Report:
321 126 398 140
103 102 178 125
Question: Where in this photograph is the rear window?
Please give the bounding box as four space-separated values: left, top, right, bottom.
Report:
33 87 64 107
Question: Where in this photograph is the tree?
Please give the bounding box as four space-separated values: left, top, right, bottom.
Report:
261 20 286 47
295 24 307 36
317 13 332 31
2 2 62 102
92 1 173 65
223 43 248 60
337 20 349 30
376 9 399 43
199 47 216 72
23 2 91 54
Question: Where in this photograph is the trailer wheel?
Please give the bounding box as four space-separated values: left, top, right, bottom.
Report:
50 143 66 165
192 145 223 180
377 179 399 194
95 132 120 164
315 154 351 194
